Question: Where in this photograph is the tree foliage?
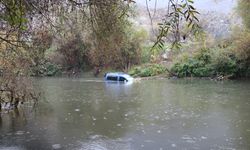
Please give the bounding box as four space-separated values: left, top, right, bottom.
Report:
0 35 39 110
237 0 250 29
153 0 200 50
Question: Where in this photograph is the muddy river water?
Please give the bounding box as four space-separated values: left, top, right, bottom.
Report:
0 78 250 150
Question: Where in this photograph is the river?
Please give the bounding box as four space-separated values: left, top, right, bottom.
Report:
0 78 250 150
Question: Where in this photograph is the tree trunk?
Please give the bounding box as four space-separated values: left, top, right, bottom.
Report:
14 98 19 108
10 90 14 108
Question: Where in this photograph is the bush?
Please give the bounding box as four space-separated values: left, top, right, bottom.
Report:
171 47 240 78
170 27 250 79
171 57 213 77
129 64 166 77
232 29 250 77
171 49 212 77
141 46 152 63
210 47 237 76
30 62 62 76
45 62 62 76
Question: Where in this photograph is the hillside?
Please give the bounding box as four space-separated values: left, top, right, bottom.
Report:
133 5 242 40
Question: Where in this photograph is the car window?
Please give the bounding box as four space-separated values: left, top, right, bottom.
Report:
119 76 127 82
107 76 118 81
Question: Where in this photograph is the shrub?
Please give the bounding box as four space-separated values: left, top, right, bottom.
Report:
210 47 237 76
232 29 250 77
171 56 213 77
45 62 62 76
129 64 166 77
30 62 62 76
141 46 152 63
171 47 239 78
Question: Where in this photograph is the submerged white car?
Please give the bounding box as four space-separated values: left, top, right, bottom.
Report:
104 72 134 83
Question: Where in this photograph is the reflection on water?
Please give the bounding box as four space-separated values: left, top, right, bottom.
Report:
0 78 250 150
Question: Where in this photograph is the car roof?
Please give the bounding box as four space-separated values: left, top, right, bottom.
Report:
106 72 132 78
106 72 125 76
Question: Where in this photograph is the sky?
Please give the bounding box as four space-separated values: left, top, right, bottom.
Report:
136 0 237 14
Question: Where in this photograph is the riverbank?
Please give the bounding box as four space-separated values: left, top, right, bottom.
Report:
134 74 250 82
